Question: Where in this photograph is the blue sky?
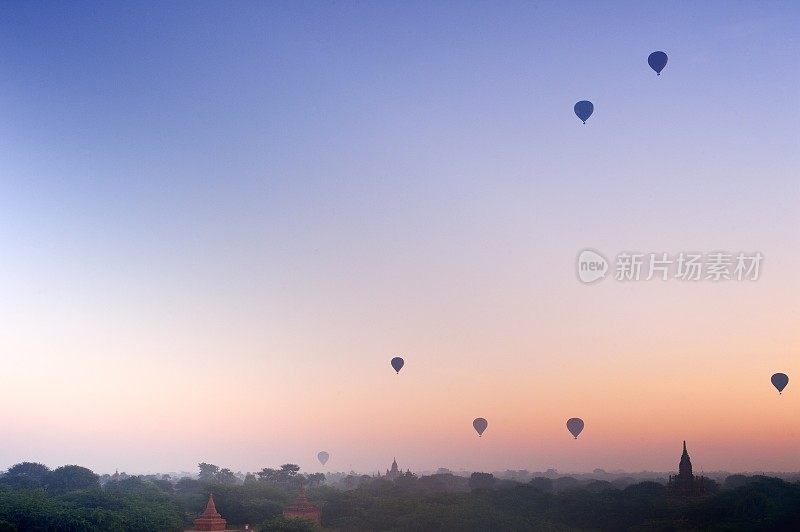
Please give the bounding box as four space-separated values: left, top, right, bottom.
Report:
0 1 798 473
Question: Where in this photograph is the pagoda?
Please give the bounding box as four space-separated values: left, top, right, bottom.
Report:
667 441 707 499
385 458 401 480
193 493 227 531
283 484 321 526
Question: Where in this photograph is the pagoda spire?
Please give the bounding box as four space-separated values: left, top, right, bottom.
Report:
678 441 693 478
283 481 321 526
193 493 226 530
204 494 218 515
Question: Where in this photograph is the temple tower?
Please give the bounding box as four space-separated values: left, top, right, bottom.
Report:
192 493 227 531
385 458 401 480
668 441 707 499
678 440 692 478
283 484 321 526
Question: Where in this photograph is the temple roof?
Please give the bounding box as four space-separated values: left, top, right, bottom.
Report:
201 494 223 518
678 440 693 477
192 493 227 531
284 484 317 512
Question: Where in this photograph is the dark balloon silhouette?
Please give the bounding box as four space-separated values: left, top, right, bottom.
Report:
317 451 329 466
567 418 584 439
771 373 789 394
390 357 404 373
473 417 488 437
648 51 668 75
574 101 594 124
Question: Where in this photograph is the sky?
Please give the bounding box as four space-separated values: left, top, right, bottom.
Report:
0 1 798 475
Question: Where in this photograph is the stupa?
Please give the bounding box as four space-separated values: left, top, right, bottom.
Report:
192 493 227 531
283 484 321 526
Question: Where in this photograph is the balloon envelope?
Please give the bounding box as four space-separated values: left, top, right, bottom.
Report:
473 417 488 437
771 373 789 394
567 418 584 439
574 101 594 123
648 51 668 75
390 357 404 373
317 451 329 466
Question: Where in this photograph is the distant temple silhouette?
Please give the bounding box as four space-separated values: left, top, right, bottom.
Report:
373 458 413 480
667 441 707 499
385 458 401 480
283 483 321 526
192 493 227 531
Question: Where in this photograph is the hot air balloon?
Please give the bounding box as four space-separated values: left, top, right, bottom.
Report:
574 101 594 124
566 418 584 439
771 373 789 394
317 451 329 466
648 51 668 75
473 417 488 437
390 357 404 374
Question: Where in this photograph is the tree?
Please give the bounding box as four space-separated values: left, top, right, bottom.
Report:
305 473 325 487
46 465 100 494
198 463 220 481
216 468 239 485
258 465 302 487
529 477 554 492
176 476 202 493
5 462 51 485
259 516 318 531
258 468 280 483
153 478 175 493
280 465 301 479
553 476 581 492
469 472 496 490
395 471 419 491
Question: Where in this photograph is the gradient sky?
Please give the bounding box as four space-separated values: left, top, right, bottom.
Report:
1 1 798 476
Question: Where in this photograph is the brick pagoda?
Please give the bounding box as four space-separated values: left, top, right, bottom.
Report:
193 493 227 531
283 484 321 526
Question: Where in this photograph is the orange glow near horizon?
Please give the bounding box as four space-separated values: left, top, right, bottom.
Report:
1 1 798 478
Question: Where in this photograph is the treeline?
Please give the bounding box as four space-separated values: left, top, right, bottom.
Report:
0 463 182 530
2 462 800 530
318 473 800 530
0 461 307 531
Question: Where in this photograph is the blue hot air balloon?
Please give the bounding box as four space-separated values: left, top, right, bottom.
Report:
771 373 789 394
473 417 488 437
574 101 594 124
390 356 404 374
317 451 329 466
648 51 668 75
566 418 584 439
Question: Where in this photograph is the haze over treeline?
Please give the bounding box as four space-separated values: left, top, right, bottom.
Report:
1 459 800 530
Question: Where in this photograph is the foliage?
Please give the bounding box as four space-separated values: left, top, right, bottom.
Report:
2 463 50 489
197 463 220 481
468 472 496 490
259 516 319 531
0 462 799 531
47 465 101 495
